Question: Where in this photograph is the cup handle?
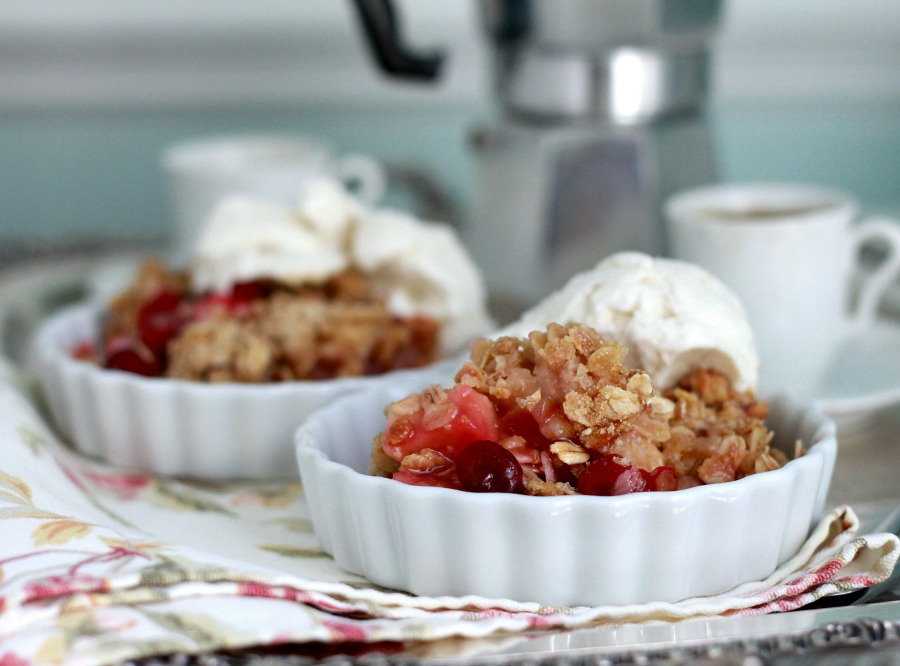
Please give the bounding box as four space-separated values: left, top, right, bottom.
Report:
850 216 900 328
335 153 387 205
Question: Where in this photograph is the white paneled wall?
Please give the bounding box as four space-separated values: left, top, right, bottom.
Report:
1 0 897 110
715 0 900 106
0 1 489 110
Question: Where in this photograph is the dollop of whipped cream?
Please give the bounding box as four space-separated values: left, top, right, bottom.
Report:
191 177 491 354
502 252 760 392
352 208 492 355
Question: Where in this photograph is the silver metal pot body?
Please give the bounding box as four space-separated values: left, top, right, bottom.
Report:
481 0 723 123
466 0 724 311
466 116 718 315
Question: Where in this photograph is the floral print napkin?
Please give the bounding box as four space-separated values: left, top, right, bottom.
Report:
0 357 897 666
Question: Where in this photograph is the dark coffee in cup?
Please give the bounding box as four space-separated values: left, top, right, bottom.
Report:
702 203 832 222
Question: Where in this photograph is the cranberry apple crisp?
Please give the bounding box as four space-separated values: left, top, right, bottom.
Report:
77 259 439 381
372 322 799 496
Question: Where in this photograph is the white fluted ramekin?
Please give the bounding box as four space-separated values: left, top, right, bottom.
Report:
296 377 837 607
32 303 459 480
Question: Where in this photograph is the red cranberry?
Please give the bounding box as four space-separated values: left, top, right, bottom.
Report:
190 282 268 321
136 289 187 357
105 342 161 377
647 465 678 492
499 408 552 451
230 280 270 303
139 289 181 317
456 440 524 494
577 455 648 496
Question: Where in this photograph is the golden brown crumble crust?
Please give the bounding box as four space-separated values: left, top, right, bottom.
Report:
103 260 438 382
374 322 795 494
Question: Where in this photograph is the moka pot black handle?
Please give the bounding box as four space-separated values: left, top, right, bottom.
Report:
350 0 444 81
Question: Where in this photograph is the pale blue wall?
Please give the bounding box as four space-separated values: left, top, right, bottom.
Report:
715 107 900 216
2 103 897 254
0 107 481 250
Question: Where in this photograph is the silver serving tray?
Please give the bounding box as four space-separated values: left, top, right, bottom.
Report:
2 252 899 665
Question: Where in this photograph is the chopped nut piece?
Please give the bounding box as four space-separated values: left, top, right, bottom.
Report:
650 395 675 418
524 476 578 496
550 440 590 465
400 449 451 473
626 372 653 398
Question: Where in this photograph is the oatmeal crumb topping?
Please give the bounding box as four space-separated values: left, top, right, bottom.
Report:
374 322 796 496
100 260 440 382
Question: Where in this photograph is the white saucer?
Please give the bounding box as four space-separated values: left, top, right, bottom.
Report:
805 319 900 418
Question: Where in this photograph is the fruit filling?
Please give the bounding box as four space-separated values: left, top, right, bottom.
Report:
372 322 797 496
76 259 439 382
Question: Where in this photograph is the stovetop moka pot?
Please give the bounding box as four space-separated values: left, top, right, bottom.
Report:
352 0 724 311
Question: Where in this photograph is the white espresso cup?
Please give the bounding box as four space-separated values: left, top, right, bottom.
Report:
162 133 387 260
665 183 900 395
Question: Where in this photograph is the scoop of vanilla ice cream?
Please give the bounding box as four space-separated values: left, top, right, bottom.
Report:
353 209 492 354
503 252 759 392
191 194 349 293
